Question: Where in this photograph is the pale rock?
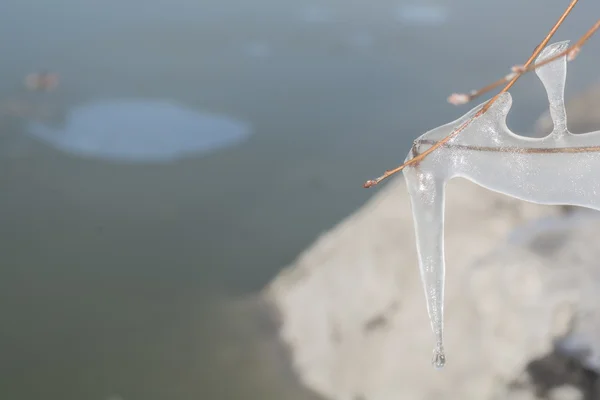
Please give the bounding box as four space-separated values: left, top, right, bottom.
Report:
548 385 584 400
264 176 567 400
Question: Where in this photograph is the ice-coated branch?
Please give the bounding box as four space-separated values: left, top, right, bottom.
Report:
362 1 600 189
449 17 600 106
402 39 600 368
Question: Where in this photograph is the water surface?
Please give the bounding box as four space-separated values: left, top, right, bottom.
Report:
0 0 599 399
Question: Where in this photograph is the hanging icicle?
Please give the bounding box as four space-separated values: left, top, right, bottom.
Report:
403 41 600 368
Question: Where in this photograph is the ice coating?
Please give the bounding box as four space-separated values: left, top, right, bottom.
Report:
403 40 600 368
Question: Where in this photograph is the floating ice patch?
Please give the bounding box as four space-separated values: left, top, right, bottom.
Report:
395 4 448 26
401 40 600 368
26 100 251 163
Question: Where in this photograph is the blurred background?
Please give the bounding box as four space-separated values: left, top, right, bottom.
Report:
0 0 599 399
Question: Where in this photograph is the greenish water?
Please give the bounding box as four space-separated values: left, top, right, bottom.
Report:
0 0 599 399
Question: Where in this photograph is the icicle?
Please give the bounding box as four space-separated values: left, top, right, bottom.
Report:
403 40 600 368
535 41 570 136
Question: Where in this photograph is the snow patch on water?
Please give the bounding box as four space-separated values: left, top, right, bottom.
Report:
26 99 252 163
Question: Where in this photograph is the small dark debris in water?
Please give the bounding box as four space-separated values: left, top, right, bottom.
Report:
24 71 59 92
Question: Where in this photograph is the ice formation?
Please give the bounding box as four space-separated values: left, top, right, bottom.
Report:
26 100 251 163
403 40 600 368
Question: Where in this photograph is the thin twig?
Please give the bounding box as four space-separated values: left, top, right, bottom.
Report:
363 0 580 189
522 19 599 70
416 139 600 154
451 17 600 105
480 0 578 113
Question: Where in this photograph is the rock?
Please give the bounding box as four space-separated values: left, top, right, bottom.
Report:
504 351 596 400
467 210 600 399
257 79 600 400
547 386 584 400
263 176 583 400
496 211 600 377
534 81 600 136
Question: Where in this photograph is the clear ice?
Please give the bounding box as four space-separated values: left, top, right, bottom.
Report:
403 40 600 368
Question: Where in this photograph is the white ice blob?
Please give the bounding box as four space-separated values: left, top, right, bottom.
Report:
403 40 600 368
26 99 251 163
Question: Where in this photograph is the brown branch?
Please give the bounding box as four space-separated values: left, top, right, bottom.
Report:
481 0 579 113
451 17 600 105
415 139 600 154
363 0 581 189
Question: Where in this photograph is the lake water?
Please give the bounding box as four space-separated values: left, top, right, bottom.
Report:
0 0 599 399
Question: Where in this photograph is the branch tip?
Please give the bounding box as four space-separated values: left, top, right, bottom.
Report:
567 47 581 61
511 64 526 73
447 93 469 105
362 4 600 190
